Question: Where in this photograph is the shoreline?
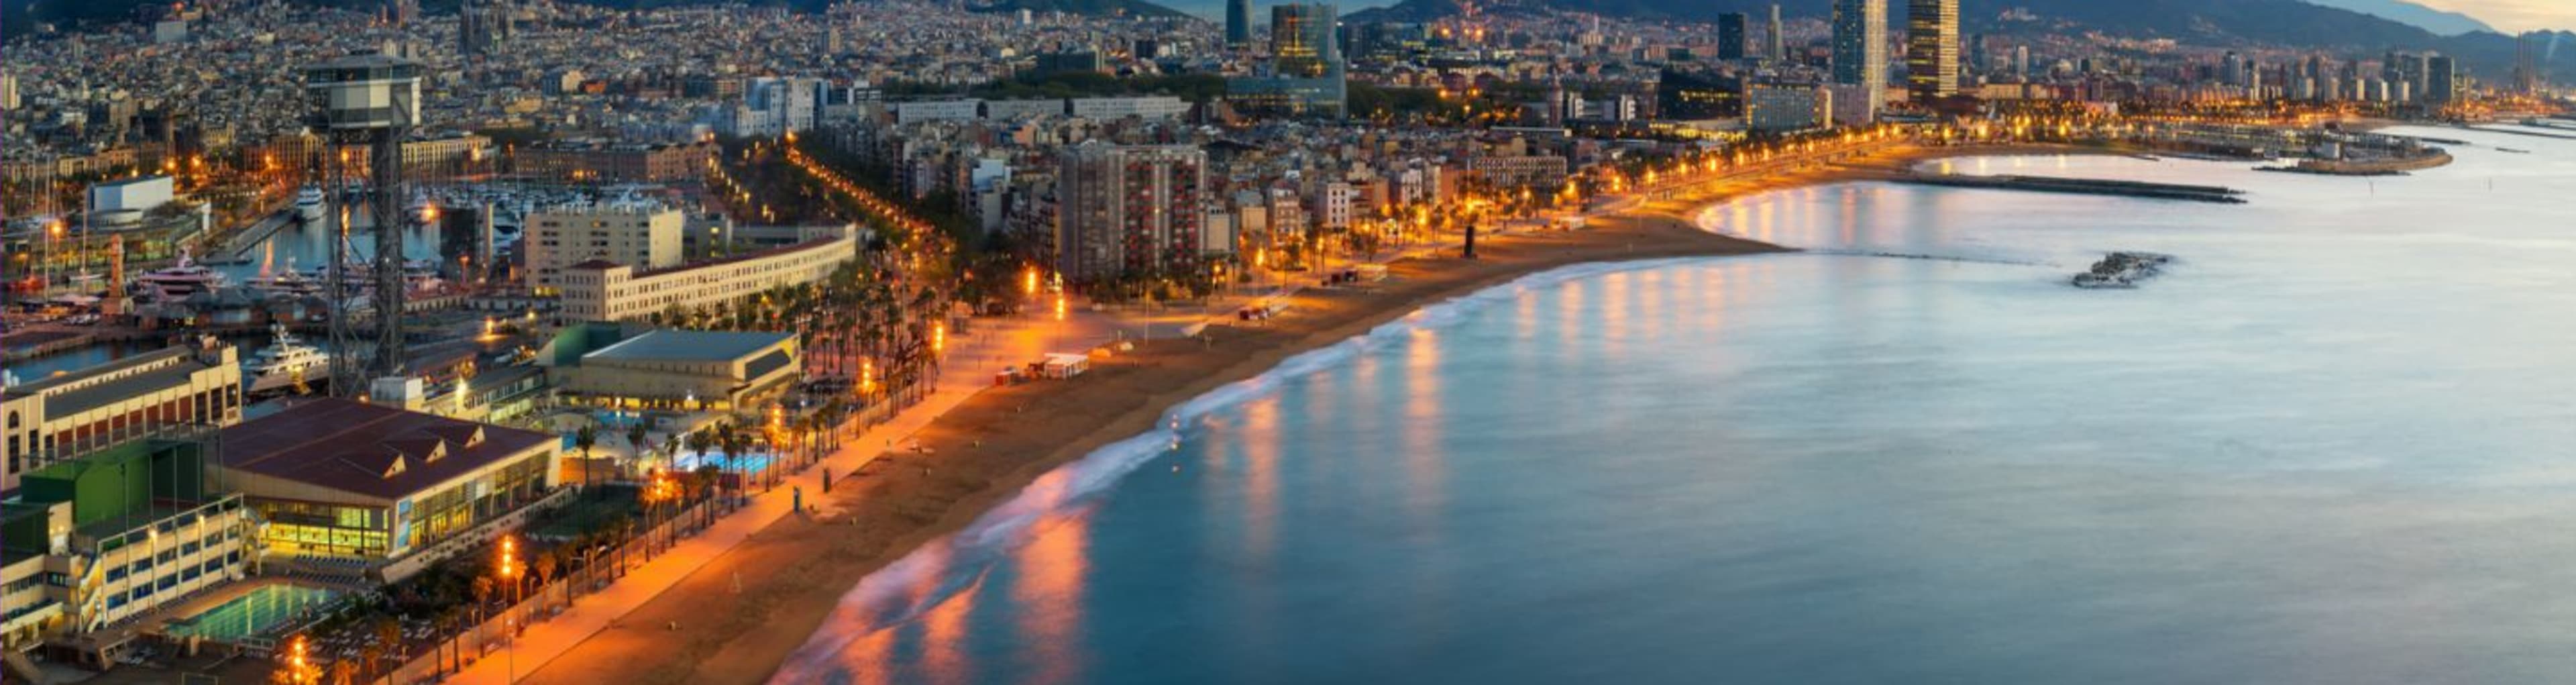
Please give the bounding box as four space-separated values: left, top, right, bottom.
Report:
515 142 2122 685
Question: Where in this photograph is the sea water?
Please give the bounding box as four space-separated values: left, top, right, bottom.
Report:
775 127 2576 684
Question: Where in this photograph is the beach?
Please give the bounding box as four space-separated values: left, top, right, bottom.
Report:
514 142 2101 685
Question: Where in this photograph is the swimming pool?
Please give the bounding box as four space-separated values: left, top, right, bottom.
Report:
164 583 341 642
670 451 773 474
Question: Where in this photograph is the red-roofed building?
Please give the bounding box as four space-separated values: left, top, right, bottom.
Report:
213 399 561 578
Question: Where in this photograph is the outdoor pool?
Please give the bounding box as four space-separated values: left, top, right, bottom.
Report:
671 451 774 474
163 583 341 643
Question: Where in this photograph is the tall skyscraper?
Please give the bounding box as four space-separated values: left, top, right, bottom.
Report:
2425 54 2458 103
1056 144 1209 282
1905 0 1958 101
1767 4 1786 62
1226 0 1254 48
1717 13 1750 61
1831 0 1886 119
1271 3 1340 78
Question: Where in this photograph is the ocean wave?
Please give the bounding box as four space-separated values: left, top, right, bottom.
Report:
769 256 1712 683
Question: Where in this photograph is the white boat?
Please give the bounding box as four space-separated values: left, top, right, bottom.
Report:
293 185 327 223
246 260 325 299
244 323 331 392
129 252 231 303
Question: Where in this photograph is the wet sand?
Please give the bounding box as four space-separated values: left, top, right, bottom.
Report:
517 142 2112 685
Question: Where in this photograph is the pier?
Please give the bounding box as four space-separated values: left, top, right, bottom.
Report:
206 212 298 265
1894 173 2248 204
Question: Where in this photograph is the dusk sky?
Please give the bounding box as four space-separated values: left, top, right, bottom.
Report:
2414 0 2576 32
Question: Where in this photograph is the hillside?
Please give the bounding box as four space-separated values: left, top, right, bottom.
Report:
967 0 1191 19
2298 0 2493 36
3 0 1186 40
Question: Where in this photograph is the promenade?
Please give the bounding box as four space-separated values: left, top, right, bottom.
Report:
443 313 1114 685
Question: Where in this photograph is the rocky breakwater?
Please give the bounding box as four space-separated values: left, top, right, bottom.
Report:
2072 252 2174 289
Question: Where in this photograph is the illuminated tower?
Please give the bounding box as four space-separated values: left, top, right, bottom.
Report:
305 53 423 395
1906 0 1959 101
1831 0 1886 118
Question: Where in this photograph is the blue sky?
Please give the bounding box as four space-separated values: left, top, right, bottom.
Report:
2407 0 2575 32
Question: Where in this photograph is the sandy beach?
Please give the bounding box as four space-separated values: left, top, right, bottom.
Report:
516 142 2109 685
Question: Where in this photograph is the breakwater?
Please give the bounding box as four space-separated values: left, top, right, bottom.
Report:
1898 173 2248 204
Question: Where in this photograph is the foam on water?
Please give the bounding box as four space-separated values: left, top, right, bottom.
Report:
771 256 1713 683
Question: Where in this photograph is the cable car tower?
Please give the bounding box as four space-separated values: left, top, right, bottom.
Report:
304 53 424 397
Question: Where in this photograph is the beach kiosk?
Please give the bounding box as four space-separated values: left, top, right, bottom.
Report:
1039 354 1091 379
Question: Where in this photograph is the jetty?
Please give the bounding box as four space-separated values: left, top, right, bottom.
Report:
1898 174 2247 204
2463 125 2576 142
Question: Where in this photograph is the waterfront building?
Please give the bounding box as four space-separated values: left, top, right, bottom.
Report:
1831 0 1888 121
1 434 251 648
1906 0 1960 101
557 228 857 322
1749 84 1833 132
87 176 174 221
1466 155 1570 189
543 326 801 413
215 399 560 580
524 202 686 293
3 344 245 494
1055 144 1210 282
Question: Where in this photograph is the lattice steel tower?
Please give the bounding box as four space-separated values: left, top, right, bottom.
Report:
304 53 423 396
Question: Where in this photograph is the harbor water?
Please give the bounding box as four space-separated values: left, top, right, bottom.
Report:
774 126 2576 685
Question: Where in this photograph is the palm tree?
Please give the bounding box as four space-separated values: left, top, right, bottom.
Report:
370 615 402 665
533 552 559 605
573 424 598 488
470 576 494 623
625 421 650 471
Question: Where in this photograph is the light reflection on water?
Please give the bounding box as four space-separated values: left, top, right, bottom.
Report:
787 127 2576 684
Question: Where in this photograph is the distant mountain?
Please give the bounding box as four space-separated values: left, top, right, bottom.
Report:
3 0 1193 40
1353 0 2443 47
968 0 1191 19
2298 0 2493 36
1346 0 2568 84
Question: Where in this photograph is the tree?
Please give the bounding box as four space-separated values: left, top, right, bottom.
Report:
533 551 559 600
574 424 598 487
370 615 402 669
625 421 651 468
470 576 494 622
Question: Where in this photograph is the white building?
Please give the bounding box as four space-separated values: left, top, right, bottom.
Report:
1069 96 1192 120
558 229 857 322
525 203 686 292
1314 182 1356 230
895 100 983 124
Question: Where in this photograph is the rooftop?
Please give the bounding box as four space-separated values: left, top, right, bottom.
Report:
608 235 852 279
585 329 794 364
215 399 553 502
4 346 228 416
